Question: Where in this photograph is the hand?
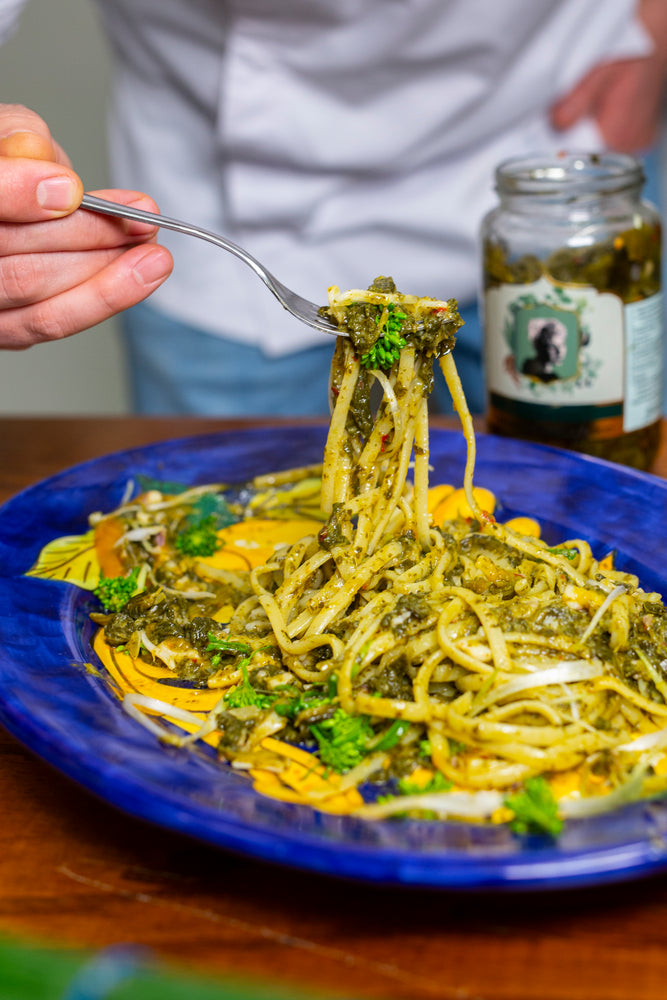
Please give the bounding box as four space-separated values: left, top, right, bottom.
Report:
0 104 173 350
550 0 667 153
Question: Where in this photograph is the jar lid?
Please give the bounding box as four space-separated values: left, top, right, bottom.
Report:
496 152 644 198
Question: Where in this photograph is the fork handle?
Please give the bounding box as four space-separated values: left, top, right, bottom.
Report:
79 193 340 338
80 193 266 280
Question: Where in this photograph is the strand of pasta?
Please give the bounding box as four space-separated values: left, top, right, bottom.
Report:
353 350 420 554
439 352 480 520
320 349 361 516
303 539 403 637
412 394 431 550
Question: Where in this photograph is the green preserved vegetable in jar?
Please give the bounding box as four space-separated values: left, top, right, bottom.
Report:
481 152 663 470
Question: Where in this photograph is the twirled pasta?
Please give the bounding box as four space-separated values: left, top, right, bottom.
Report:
80 278 667 832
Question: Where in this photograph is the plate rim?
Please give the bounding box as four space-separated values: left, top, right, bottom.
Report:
1 424 667 891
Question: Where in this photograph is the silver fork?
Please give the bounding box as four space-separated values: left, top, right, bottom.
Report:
79 193 341 338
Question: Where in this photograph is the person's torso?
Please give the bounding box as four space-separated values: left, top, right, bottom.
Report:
93 0 649 351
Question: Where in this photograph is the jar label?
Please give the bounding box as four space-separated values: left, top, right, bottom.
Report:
624 293 663 432
484 277 662 430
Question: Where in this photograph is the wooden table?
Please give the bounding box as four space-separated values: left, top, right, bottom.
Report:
1 415 667 1000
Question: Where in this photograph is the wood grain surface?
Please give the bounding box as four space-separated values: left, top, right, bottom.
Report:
1 416 666 1000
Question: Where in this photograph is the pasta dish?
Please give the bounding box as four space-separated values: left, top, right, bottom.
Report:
29 277 667 836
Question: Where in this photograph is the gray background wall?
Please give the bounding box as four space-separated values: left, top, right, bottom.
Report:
0 0 129 414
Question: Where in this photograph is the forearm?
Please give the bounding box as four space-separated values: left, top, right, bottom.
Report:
551 0 667 152
639 0 667 59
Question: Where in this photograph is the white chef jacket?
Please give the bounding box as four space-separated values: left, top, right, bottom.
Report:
0 0 654 354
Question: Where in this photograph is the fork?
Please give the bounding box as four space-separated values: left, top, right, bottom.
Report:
79 193 341 338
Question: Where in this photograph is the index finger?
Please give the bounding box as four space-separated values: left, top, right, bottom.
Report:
0 103 59 161
0 157 83 222
0 104 83 221
0 190 161 256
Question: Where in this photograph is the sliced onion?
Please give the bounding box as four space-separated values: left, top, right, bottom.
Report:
118 526 164 543
559 764 647 818
475 660 603 712
137 630 175 671
309 753 388 802
123 691 223 747
615 726 667 754
577 585 626 646
120 478 135 506
357 789 503 820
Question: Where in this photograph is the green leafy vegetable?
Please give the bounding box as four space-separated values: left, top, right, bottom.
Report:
372 719 410 751
505 776 563 837
206 634 253 667
273 685 332 720
547 546 577 561
94 567 142 613
189 493 238 529
206 635 253 656
310 708 374 773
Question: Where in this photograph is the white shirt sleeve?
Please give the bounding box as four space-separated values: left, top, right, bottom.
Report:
0 0 29 44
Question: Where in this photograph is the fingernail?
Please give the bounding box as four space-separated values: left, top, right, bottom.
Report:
0 130 55 160
132 248 171 286
36 175 79 212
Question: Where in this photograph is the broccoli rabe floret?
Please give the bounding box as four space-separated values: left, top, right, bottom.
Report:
223 663 275 710
505 776 563 837
360 303 407 371
310 708 374 773
94 567 142 613
175 515 221 557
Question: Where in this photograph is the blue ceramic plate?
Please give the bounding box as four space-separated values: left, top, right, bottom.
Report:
1 425 666 891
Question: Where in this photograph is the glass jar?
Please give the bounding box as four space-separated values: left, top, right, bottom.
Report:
481 152 662 470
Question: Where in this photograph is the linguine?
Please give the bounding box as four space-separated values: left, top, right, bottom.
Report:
37 277 667 834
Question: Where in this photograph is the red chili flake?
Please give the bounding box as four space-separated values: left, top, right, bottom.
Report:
380 433 390 453
331 385 340 397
